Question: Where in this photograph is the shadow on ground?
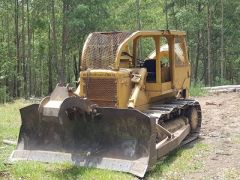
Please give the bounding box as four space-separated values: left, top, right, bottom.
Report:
46 165 87 179
44 163 131 180
145 137 205 179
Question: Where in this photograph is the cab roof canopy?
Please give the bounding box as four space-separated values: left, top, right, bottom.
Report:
81 30 186 70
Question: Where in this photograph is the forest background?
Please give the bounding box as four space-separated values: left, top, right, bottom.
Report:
0 0 240 103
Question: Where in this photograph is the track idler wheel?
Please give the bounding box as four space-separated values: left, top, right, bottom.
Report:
188 106 201 135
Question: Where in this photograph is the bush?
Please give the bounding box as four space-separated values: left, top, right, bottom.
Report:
0 86 9 103
214 76 232 86
190 83 207 97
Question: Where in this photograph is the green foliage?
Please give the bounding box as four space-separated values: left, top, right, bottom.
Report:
0 86 10 104
214 76 232 86
0 0 240 101
139 37 156 59
190 82 207 97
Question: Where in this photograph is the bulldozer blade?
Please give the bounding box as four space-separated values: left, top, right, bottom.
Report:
10 103 154 177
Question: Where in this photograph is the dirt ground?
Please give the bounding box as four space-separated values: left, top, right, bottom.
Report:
187 92 240 179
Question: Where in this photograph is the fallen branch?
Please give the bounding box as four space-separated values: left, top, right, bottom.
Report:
204 85 240 93
206 102 222 106
205 85 240 90
3 140 17 146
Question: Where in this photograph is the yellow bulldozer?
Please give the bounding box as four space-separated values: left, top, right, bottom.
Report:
9 30 202 177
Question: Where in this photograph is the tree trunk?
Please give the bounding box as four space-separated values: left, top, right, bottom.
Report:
27 0 32 97
194 2 202 84
61 0 69 85
51 0 59 82
15 0 20 97
1 19 4 41
73 54 78 86
194 30 201 84
164 0 169 29
220 0 224 80
67 56 70 83
6 13 11 97
136 0 141 30
32 30 36 95
22 0 27 98
136 0 142 59
48 24 53 93
207 2 212 86
171 0 178 29
40 56 43 97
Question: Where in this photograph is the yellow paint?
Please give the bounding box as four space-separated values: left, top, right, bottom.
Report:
75 31 191 110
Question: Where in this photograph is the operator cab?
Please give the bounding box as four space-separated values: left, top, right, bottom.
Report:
143 43 171 83
118 35 175 84
134 36 172 84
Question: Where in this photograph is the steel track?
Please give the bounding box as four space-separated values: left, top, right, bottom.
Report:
144 99 202 146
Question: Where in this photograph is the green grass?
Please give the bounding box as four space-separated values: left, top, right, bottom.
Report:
232 135 240 144
190 83 207 97
147 142 210 179
0 100 210 179
9 162 132 180
224 168 240 179
0 100 29 140
0 100 29 176
0 100 133 179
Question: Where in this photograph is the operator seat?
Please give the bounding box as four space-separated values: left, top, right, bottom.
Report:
143 59 156 82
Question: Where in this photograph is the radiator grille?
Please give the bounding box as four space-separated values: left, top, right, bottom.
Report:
83 78 117 107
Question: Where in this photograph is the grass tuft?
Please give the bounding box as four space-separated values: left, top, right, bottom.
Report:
232 135 240 144
224 168 240 179
190 83 207 97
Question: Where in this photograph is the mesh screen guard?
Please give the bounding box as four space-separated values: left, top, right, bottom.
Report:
81 32 132 69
